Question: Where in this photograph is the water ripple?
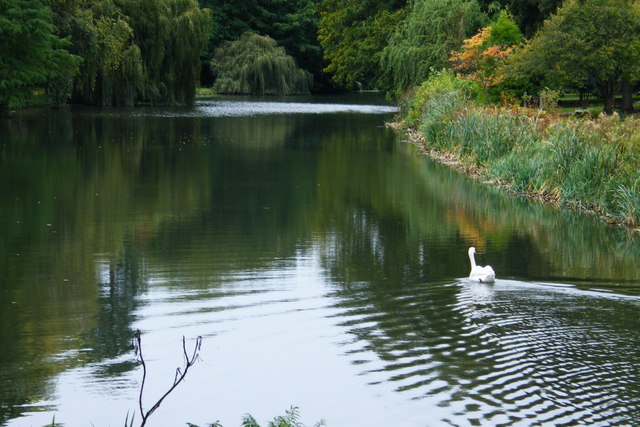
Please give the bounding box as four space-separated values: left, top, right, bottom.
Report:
330 279 640 425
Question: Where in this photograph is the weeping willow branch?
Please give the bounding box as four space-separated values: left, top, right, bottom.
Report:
133 330 203 427
211 32 312 96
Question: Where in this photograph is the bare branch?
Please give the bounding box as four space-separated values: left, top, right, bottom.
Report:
133 330 202 427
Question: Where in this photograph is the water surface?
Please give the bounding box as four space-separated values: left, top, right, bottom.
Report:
1 95 639 426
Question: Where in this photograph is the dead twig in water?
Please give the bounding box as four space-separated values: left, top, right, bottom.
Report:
133 330 202 427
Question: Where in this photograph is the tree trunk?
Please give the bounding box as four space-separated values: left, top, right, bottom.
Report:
601 83 616 115
621 80 635 113
603 95 615 114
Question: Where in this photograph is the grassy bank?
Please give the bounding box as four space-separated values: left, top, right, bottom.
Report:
397 71 640 229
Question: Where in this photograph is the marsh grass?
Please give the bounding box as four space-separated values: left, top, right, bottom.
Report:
403 75 640 227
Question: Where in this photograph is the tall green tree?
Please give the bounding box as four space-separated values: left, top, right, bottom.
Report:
119 0 212 105
477 0 562 37
488 10 523 46
505 0 640 114
381 0 485 94
48 0 210 106
49 0 143 106
201 0 325 88
0 0 81 108
211 32 312 95
318 0 407 90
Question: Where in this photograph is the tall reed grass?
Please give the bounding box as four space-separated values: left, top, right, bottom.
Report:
403 71 640 226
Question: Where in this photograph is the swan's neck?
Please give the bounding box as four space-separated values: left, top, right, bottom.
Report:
468 251 477 269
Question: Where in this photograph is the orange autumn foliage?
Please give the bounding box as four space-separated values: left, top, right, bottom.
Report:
448 27 514 97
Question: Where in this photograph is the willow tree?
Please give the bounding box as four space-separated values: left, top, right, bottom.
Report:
200 0 324 86
119 0 212 105
381 0 485 94
211 32 312 95
49 0 144 106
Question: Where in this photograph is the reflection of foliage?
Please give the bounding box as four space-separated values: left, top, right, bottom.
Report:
1 100 640 425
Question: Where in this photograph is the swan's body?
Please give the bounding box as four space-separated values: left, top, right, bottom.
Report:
468 247 495 283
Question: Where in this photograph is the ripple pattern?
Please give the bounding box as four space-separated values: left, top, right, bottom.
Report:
331 280 640 425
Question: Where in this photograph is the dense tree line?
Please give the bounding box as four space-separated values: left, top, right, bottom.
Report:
51 0 211 106
319 0 638 112
201 0 324 87
317 0 561 92
1 0 211 107
1 0 638 110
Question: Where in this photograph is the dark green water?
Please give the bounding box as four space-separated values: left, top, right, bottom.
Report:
1 96 639 426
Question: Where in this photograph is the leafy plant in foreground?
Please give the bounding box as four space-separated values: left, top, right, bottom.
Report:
188 406 326 427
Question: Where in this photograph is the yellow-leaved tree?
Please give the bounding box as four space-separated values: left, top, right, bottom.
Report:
449 11 522 103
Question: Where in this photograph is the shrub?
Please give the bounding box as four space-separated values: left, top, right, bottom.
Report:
403 69 481 127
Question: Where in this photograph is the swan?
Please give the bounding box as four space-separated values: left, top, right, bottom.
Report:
468 247 495 283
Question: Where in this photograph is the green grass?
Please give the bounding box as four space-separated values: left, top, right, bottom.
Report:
196 87 217 97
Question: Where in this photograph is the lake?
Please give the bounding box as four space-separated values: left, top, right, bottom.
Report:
1 95 639 426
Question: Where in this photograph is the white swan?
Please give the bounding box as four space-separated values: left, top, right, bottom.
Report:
468 247 495 283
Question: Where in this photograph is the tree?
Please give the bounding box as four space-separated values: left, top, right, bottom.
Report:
211 32 312 95
505 0 640 114
200 0 326 89
120 0 212 105
381 0 485 94
48 0 143 106
488 9 523 46
318 0 407 90
0 0 81 108
476 0 562 37
47 0 210 106
448 11 522 102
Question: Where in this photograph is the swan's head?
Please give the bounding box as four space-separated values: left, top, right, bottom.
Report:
468 247 476 255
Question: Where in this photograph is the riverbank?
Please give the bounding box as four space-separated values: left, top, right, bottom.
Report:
391 72 640 232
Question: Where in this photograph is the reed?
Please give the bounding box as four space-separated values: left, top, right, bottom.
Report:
614 179 640 226
448 109 537 166
402 73 640 226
